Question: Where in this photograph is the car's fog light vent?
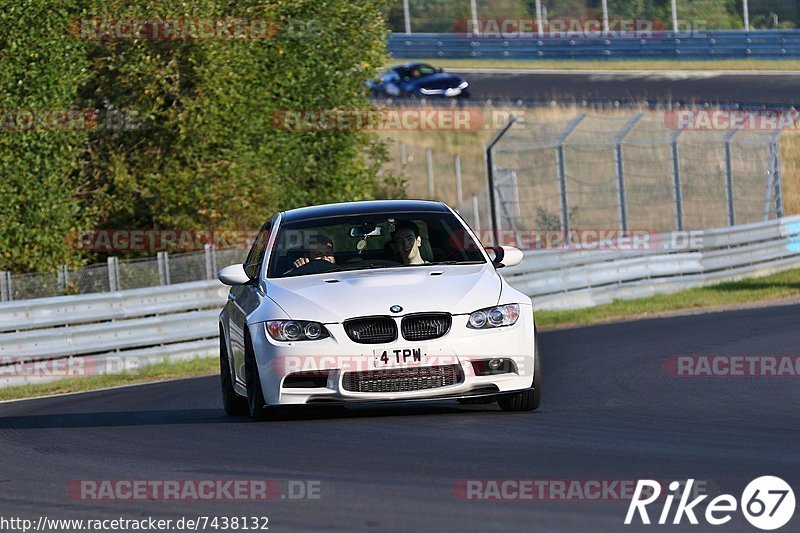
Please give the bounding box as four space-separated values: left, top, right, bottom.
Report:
401 313 451 341
342 364 462 393
284 371 330 388
344 316 397 344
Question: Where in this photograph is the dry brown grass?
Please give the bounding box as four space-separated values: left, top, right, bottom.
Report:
780 131 800 216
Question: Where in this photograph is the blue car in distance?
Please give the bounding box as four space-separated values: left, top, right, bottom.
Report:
368 62 470 98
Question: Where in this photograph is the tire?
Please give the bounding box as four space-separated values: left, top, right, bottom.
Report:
244 335 270 421
498 340 541 412
220 332 248 416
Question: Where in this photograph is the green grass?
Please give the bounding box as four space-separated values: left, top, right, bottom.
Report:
0 356 217 402
390 58 800 71
536 267 800 329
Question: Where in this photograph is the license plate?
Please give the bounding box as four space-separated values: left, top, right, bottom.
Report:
373 347 426 368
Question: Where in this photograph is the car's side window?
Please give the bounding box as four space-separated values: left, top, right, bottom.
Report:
243 218 273 279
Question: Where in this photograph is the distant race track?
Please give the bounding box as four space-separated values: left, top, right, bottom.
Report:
449 69 800 107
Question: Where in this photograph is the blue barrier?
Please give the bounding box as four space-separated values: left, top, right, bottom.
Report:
388 30 800 60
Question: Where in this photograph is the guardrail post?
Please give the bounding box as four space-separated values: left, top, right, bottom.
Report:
0 271 11 301
723 127 740 226
57 265 69 295
107 257 119 292
157 251 171 285
670 130 684 231
614 113 643 232
426 148 435 198
555 113 586 240
454 154 463 210
204 244 217 280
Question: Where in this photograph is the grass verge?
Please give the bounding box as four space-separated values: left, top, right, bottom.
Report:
535 267 800 329
0 356 217 402
389 58 800 71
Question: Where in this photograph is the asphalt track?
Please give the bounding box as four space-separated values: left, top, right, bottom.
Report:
453 70 800 107
1 303 798 532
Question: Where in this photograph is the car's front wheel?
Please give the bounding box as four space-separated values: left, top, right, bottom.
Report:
497 341 541 412
220 332 248 416
244 335 270 421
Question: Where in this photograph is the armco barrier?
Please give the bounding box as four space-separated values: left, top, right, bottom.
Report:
388 30 800 60
1 216 799 387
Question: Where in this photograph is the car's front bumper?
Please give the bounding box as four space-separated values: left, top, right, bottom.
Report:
248 305 536 405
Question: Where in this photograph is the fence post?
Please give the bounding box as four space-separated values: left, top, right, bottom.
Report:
454 154 463 209
613 113 643 232
0 271 11 301
57 265 69 295
204 243 217 280
555 113 586 239
670 130 684 231
107 257 119 291
472 193 480 234
157 251 171 285
485 115 517 246
770 132 784 219
426 148 435 198
723 128 740 226
399 142 407 174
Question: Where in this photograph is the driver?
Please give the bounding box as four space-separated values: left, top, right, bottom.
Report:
391 220 427 265
293 234 335 268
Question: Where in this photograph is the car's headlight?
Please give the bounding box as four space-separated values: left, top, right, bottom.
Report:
458 81 469 89
467 304 520 329
266 320 329 341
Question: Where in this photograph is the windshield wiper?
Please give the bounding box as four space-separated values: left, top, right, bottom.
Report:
427 260 485 265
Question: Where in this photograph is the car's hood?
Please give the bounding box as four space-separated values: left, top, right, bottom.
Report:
262 264 500 323
408 73 465 89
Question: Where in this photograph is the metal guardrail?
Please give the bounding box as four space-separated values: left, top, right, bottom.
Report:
502 215 800 310
388 30 800 60
1 216 799 387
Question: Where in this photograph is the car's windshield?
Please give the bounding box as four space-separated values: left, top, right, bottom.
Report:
267 211 485 278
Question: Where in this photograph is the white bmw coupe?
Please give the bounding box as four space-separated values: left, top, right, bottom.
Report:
218 200 540 419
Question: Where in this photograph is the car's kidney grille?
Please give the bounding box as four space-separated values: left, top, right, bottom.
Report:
401 314 451 341
342 365 462 393
344 317 397 344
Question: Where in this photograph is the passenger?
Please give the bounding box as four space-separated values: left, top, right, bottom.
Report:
391 220 427 265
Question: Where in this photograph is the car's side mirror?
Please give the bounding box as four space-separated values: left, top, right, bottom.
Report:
486 246 524 268
437 67 443 73
218 264 252 285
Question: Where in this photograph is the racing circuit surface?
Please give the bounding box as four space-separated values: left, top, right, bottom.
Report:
453 69 800 107
0 304 798 532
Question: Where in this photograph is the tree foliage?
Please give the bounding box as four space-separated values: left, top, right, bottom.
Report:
1 0 396 272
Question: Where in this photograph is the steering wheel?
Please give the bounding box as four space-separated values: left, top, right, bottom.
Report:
282 259 339 277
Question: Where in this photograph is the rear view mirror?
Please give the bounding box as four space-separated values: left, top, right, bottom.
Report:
349 225 383 238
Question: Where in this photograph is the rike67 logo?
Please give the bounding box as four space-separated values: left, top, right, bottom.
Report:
626 477 795 530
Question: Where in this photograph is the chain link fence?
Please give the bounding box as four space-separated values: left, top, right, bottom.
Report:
433 113 784 243
0 245 249 302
